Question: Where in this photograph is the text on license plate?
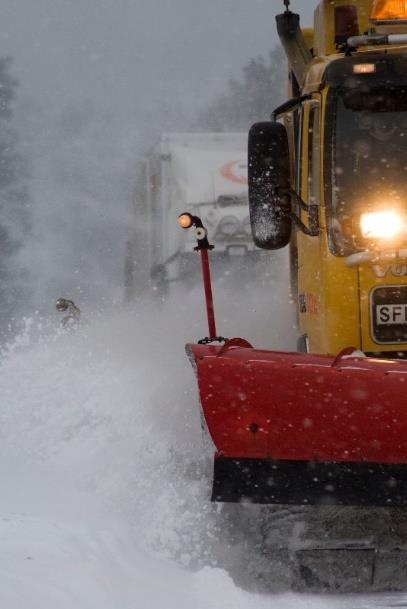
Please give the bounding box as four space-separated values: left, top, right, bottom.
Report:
376 304 407 325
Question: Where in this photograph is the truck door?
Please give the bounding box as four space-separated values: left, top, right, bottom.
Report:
297 97 326 351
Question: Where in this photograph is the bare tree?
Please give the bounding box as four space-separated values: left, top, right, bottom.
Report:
0 57 30 333
196 46 286 131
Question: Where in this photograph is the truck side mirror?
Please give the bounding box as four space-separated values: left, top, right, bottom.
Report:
248 121 292 250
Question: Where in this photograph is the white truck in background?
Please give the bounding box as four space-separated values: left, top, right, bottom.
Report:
125 133 256 296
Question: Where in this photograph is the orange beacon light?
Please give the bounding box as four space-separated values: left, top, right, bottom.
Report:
371 0 407 22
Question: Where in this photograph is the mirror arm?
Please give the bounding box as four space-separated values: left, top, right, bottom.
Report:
291 212 319 237
286 189 319 237
290 189 309 212
271 94 312 121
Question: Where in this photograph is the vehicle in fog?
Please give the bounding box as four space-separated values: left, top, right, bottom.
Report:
125 132 255 297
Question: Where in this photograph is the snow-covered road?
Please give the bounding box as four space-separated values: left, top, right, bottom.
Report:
0 260 406 607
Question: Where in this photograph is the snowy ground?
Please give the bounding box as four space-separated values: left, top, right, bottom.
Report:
1 255 407 607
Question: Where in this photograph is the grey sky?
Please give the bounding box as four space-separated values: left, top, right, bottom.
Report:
2 0 319 305
1 0 318 116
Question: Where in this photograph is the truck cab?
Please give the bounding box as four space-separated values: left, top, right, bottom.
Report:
249 0 407 356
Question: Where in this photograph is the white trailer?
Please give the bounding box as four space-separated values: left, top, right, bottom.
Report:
125 132 258 297
140 133 257 291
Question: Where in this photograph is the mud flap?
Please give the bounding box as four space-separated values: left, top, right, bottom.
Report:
294 548 376 592
293 549 407 592
373 550 407 591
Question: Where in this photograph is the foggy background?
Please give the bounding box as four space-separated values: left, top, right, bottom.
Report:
0 0 317 325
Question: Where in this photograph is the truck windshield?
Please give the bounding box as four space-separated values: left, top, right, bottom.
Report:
328 86 407 254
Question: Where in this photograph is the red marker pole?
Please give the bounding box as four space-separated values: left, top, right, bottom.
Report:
178 212 219 342
200 248 217 340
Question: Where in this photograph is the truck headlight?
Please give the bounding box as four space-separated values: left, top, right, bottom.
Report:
360 211 404 240
218 215 240 237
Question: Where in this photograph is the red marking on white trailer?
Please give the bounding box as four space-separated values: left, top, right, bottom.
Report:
220 160 248 185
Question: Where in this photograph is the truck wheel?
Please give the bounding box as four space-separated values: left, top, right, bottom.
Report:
297 335 309 353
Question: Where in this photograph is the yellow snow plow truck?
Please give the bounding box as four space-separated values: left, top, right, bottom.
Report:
185 0 407 592
250 0 407 357
241 0 407 591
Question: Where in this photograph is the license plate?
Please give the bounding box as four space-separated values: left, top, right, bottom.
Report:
376 304 407 325
371 286 407 344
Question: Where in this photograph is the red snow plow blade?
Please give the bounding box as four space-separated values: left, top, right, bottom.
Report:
187 340 407 506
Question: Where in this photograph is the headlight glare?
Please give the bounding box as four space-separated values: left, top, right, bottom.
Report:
360 211 403 240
